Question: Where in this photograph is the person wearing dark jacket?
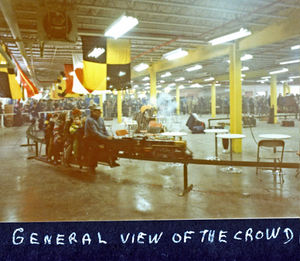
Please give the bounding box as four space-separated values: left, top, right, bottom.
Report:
84 105 119 173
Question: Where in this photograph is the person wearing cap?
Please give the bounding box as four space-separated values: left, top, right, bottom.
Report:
84 105 119 173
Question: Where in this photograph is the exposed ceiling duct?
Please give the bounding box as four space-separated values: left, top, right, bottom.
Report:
0 0 34 77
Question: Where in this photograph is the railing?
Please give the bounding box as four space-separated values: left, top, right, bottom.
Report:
25 123 300 196
207 113 299 129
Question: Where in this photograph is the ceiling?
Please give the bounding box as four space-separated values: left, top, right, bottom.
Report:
0 0 300 92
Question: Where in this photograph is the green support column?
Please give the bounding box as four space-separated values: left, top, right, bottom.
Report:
176 86 180 115
229 43 242 153
149 66 157 106
211 82 216 118
117 90 122 123
270 75 277 124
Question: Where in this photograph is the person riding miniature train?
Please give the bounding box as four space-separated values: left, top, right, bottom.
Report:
133 105 164 133
64 108 85 166
84 105 119 173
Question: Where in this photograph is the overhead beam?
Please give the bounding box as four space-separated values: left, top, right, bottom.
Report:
76 4 266 25
132 12 300 79
194 63 300 83
136 0 287 19
239 13 300 50
0 0 33 74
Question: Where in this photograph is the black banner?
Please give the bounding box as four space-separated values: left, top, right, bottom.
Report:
1 219 299 260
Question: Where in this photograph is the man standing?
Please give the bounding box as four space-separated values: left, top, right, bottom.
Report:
84 105 119 173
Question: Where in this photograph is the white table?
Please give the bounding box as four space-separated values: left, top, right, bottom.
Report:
204 129 229 159
259 134 291 140
217 133 246 174
160 132 187 141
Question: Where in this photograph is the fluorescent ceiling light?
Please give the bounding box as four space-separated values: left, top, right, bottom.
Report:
175 77 185 82
142 76 150 81
165 87 171 93
163 48 188 60
291 45 300 50
279 59 300 65
157 84 162 88
261 76 271 79
179 85 185 89
145 87 150 90
241 54 253 61
144 82 150 86
215 83 221 86
204 77 215 82
88 47 105 58
241 74 246 77
227 54 253 63
269 68 288 75
280 80 293 83
133 84 139 88
104 15 138 39
257 91 266 95
160 80 166 83
186 64 202 72
92 90 112 95
118 71 126 77
289 75 300 79
190 83 202 88
134 63 149 72
241 66 249 71
209 28 251 45
168 83 176 87
161 72 171 78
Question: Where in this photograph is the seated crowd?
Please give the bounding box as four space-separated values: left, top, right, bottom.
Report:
43 105 119 173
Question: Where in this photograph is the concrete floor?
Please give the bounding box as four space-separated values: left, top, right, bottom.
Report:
0 114 299 222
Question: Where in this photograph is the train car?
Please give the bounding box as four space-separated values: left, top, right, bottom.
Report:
25 122 192 169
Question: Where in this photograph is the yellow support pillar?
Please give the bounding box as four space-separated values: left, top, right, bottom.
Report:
283 82 287 97
176 86 180 115
229 43 242 153
270 75 277 124
99 94 103 116
149 66 157 106
134 89 138 99
117 90 122 123
283 82 290 96
211 82 216 118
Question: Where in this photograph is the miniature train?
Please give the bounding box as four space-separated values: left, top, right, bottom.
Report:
26 121 192 168
114 136 192 161
63 136 192 168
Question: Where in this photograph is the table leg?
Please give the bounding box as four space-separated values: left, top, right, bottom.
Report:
215 134 218 158
230 138 233 162
179 163 193 196
221 138 241 174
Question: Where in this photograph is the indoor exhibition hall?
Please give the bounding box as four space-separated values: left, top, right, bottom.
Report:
0 0 299 222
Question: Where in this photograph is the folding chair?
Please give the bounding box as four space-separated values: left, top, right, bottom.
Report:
256 139 285 183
